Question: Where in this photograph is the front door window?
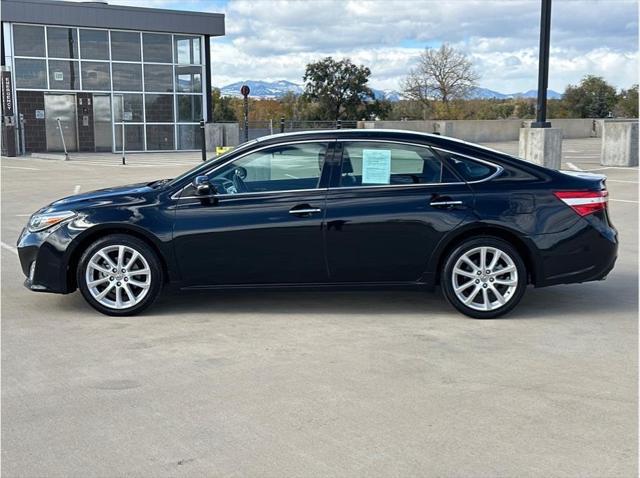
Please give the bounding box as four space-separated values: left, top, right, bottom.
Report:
209 142 329 195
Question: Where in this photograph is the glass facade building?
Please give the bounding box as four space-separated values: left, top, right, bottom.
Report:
1 0 224 155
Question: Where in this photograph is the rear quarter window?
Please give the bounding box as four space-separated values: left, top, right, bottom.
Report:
436 151 498 182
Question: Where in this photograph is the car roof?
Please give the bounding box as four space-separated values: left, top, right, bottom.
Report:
252 128 519 161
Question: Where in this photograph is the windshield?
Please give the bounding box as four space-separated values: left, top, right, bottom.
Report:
166 140 259 188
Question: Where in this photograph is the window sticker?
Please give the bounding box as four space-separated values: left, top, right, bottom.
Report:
362 149 391 184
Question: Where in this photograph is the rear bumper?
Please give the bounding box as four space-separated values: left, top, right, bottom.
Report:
530 218 618 287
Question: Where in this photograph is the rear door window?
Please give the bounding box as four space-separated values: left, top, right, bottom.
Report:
337 141 451 187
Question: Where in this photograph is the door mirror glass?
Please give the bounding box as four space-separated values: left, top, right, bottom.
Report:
192 175 213 195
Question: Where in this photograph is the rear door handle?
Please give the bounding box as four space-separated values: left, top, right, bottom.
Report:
289 206 322 215
430 200 464 208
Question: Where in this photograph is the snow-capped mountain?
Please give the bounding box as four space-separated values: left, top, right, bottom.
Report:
217 81 562 101
370 88 403 101
469 87 563 100
219 80 303 99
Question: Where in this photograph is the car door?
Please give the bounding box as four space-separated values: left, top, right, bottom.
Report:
172 141 334 286
324 140 475 283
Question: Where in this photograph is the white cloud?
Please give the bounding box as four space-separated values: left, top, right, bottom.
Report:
211 0 638 92
65 0 640 92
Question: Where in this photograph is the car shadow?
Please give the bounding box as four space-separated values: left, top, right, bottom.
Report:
144 270 637 320
152 288 452 317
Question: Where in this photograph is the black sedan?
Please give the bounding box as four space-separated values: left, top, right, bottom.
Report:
17 130 617 318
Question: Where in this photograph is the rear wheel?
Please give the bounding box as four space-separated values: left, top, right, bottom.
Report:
441 237 527 319
77 234 162 316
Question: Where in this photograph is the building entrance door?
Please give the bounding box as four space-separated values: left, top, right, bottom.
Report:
93 94 112 152
45 94 78 152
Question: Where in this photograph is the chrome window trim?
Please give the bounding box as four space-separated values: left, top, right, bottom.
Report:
171 137 504 200
171 139 335 200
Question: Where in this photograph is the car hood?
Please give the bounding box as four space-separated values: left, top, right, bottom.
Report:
44 181 159 212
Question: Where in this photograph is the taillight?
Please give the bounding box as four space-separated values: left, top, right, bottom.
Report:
554 190 608 216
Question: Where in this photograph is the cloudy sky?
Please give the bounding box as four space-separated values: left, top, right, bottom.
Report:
75 0 638 93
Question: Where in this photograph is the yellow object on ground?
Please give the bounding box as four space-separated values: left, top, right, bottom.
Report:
216 146 234 156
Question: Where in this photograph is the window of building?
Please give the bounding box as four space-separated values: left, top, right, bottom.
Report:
48 60 79 90
110 31 141 61
145 94 174 122
79 29 110 60
177 124 202 150
80 61 110 90
13 25 46 57
112 63 142 91
176 95 202 122
47 27 79 59
143 64 173 92
14 58 47 88
115 124 144 151
174 35 201 64
175 66 202 93
113 94 144 122
146 124 175 150
142 33 172 63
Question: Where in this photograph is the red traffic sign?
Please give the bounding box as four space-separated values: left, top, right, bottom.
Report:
240 85 250 97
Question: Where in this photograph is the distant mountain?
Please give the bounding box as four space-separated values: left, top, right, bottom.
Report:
219 80 303 99
469 87 511 99
218 81 562 101
469 87 563 100
371 88 403 101
511 89 563 99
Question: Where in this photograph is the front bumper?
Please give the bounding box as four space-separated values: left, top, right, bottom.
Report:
17 226 74 294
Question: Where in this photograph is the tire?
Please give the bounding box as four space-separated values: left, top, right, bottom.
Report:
441 236 527 319
77 234 163 316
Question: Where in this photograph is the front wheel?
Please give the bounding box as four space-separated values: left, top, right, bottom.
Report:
77 234 163 316
441 237 527 319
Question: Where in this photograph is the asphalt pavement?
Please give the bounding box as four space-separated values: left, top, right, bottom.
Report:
1 138 637 477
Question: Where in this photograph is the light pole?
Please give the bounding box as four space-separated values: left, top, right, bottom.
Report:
532 0 552 128
518 0 562 169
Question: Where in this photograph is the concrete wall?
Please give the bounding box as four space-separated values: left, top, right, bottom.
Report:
358 118 604 142
600 119 639 167
205 122 239 151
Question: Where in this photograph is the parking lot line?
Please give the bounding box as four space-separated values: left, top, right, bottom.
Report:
610 198 639 204
566 162 582 171
1 241 18 255
1 165 40 171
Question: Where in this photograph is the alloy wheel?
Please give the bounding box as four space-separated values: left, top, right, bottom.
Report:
451 246 518 312
85 244 151 310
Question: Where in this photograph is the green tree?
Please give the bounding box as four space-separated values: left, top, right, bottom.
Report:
563 75 618 118
303 57 374 120
615 84 638 118
211 88 237 122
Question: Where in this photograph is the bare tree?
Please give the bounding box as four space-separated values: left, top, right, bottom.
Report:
402 44 480 113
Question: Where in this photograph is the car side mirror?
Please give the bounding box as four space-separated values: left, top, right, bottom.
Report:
192 175 213 195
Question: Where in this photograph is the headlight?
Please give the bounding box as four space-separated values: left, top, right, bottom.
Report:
28 211 76 232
